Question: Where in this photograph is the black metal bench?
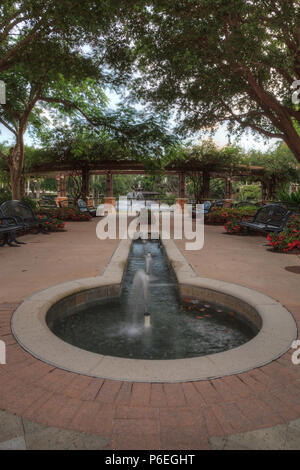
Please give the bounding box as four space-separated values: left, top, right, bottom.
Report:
240 204 292 234
0 200 52 238
0 216 25 247
77 199 96 217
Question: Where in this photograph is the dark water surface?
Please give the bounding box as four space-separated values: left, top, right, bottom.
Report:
49 240 257 359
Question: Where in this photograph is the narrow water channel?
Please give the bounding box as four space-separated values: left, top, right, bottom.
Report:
49 239 257 359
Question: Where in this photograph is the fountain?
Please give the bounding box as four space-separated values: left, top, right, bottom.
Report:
130 269 151 328
130 240 152 328
12 231 297 382
46 239 259 360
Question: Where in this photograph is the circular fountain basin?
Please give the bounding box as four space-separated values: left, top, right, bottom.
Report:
46 240 258 360
11 238 297 382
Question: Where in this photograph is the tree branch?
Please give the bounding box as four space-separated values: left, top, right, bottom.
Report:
0 19 44 72
0 116 17 136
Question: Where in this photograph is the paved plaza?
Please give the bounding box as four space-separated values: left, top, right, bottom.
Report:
0 220 300 449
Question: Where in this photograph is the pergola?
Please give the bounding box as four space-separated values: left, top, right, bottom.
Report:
28 159 267 206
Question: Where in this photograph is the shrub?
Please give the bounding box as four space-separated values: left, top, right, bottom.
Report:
37 207 91 221
20 195 38 210
238 184 261 201
205 208 227 225
0 188 12 205
205 207 257 233
266 214 300 252
0 188 37 209
223 207 258 234
36 215 66 232
277 189 300 211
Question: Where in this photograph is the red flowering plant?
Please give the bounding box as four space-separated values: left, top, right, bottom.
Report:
266 214 300 252
205 208 230 225
40 218 66 232
205 207 257 229
223 207 258 234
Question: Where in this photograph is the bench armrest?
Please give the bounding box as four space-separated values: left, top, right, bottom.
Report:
0 216 20 225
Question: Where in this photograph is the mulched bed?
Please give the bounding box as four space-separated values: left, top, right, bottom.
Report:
267 248 300 255
284 265 300 274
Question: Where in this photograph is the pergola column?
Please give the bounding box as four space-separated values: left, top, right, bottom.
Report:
176 172 187 210
81 166 90 200
55 172 68 207
81 166 95 208
104 171 115 211
224 177 232 199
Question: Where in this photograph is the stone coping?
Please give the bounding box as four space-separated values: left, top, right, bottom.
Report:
11 236 298 383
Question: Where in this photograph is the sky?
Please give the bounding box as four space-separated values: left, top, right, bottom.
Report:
0 88 279 153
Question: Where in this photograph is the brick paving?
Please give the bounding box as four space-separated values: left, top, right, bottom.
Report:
0 302 300 449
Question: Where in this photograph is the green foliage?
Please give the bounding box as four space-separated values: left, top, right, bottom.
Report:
205 207 257 228
277 189 300 211
246 142 300 199
40 178 57 192
0 187 11 205
106 1 300 162
176 140 242 202
113 175 137 198
0 43 105 146
0 1 124 74
36 214 66 232
20 196 37 210
0 187 37 208
209 179 225 199
38 207 91 222
238 185 261 202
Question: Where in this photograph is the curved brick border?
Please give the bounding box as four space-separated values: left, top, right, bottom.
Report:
11 238 297 382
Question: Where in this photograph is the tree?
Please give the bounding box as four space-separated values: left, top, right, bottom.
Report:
209 178 226 199
0 1 124 73
0 39 106 198
169 140 241 202
26 114 175 202
107 1 300 163
247 142 300 199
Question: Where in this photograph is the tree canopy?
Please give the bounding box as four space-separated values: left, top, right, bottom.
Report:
0 1 125 73
106 0 300 162
246 142 300 198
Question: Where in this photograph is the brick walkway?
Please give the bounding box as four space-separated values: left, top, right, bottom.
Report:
1 224 300 449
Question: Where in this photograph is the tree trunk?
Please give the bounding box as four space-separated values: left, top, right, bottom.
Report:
201 171 210 199
10 171 22 200
20 174 26 198
81 165 90 201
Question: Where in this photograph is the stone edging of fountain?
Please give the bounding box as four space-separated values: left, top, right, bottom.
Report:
11 237 298 383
